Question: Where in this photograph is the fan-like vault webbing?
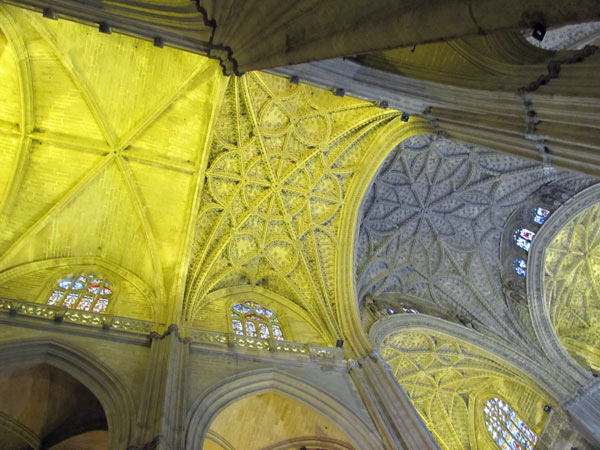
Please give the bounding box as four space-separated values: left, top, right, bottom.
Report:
355 133 593 341
545 202 600 371
183 72 425 344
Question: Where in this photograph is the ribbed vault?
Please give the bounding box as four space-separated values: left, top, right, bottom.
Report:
0 4 221 323
545 202 600 371
183 72 416 342
380 330 550 450
355 133 594 341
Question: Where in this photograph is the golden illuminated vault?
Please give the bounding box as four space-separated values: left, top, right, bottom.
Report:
0 3 598 449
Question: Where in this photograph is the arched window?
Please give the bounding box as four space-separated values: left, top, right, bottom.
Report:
513 258 527 278
230 301 284 341
484 397 538 450
531 207 550 225
514 228 536 252
47 273 113 313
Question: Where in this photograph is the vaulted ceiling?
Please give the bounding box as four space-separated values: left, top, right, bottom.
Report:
355 133 594 343
0 4 428 342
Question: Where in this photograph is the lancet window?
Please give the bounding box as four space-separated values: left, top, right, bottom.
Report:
513 258 527 278
47 273 113 313
531 207 551 225
231 301 284 341
484 397 537 450
514 228 536 252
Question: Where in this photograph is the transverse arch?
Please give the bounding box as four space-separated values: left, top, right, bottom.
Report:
185 368 381 450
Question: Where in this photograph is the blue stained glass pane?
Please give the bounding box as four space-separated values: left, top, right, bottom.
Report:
234 304 252 314
93 298 109 313
77 296 93 311
263 308 274 318
64 293 79 308
272 325 284 341
513 259 527 277
72 281 84 290
48 290 63 306
533 215 545 225
58 279 72 289
515 237 531 252
536 207 550 218
519 229 535 241
245 321 257 337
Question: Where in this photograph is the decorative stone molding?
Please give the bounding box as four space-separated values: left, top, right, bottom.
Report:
0 297 157 334
0 338 136 449
185 327 343 361
527 183 600 387
0 411 41 450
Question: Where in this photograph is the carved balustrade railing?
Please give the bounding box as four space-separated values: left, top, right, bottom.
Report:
0 297 343 361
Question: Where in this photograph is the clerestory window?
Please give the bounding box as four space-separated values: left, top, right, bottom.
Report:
484 397 537 450
514 228 536 252
47 273 113 313
230 301 284 341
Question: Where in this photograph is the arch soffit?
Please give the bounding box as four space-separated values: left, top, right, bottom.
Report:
185 368 381 450
0 256 159 321
200 285 329 343
527 182 600 387
0 337 135 449
335 117 432 355
369 314 577 400
0 4 34 218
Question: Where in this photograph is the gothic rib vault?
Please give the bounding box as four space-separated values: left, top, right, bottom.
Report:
0 3 599 449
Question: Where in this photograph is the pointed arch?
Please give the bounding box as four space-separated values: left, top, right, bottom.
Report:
185 368 381 450
336 118 432 355
369 314 577 401
0 338 135 449
527 183 600 387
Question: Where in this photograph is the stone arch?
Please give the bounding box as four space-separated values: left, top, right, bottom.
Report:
527 183 600 387
336 117 432 354
0 337 136 449
369 314 564 449
185 368 381 450
369 314 578 401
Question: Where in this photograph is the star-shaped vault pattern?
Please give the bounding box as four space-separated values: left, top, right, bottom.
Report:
356 133 593 339
185 73 404 341
545 203 600 370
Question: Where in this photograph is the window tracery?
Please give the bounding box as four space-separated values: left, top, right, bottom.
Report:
230 301 284 341
47 273 113 313
484 397 537 450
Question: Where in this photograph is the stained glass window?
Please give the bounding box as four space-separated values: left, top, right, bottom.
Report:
47 273 113 314
484 397 537 450
532 207 550 225
231 301 284 341
514 228 536 252
513 259 527 278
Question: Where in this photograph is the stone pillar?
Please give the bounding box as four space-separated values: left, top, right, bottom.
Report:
348 352 440 450
129 325 189 450
562 379 600 447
